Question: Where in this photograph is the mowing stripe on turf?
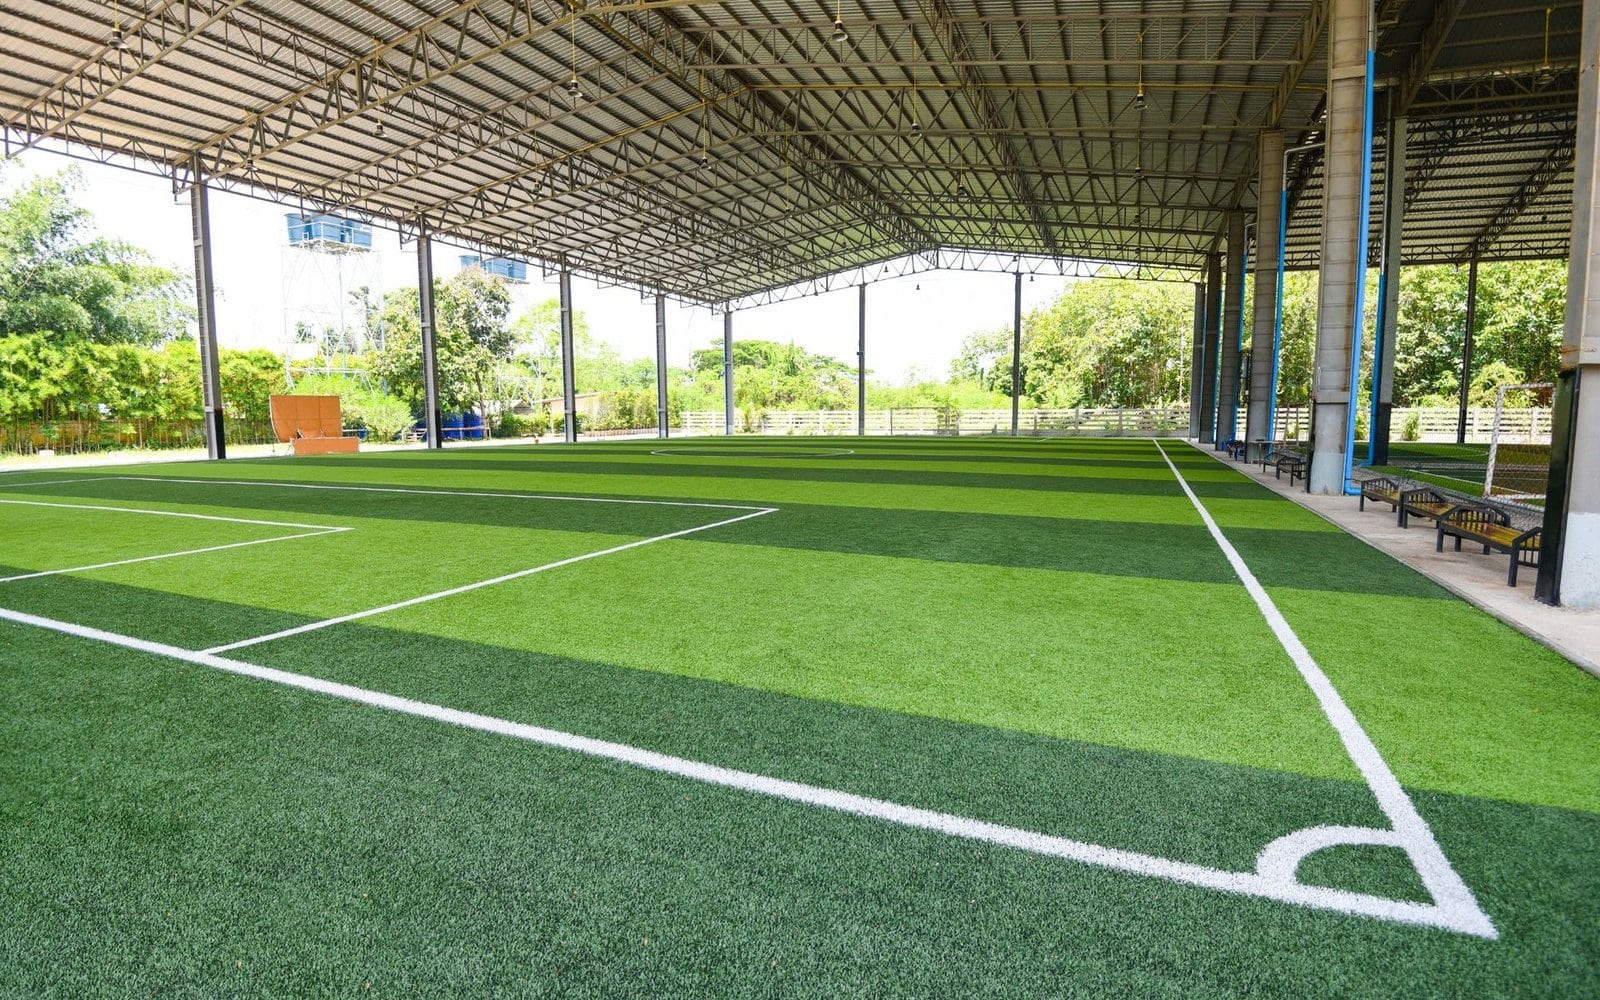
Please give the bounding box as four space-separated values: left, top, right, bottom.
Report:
0 604 1501 936
201 505 779 655
116 476 771 512
0 476 120 489
1152 439 1496 939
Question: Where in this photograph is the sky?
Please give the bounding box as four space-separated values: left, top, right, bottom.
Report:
8 148 1079 385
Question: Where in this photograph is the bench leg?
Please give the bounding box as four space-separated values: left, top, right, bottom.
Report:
1436 527 1446 552
1359 494 1366 511
1454 536 1463 552
1508 553 1519 587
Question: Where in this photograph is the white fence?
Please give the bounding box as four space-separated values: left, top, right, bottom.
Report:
681 405 1552 443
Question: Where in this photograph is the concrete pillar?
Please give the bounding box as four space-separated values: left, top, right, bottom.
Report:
1188 282 1205 437
1371 110 1407 465
416 219 444 449
1247 131 1285 451
654 293 668 439
1542 0 1600 607
1309 0 1372 493
1198 253 1223 442
857 283 867 435
1217 211 1247 447
1456 257 1479 445
1010 271 1022 435
723 311 734 436
187 158 225 460
558 265 576 444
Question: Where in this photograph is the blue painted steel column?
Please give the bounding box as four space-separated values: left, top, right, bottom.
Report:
1370 106 1407 466
1010 271 1022 435
655 293 669 439
1198 253 1223 442
723 311 734 436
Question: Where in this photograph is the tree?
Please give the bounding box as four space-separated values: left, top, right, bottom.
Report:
370 270 517 415
0 165 189 344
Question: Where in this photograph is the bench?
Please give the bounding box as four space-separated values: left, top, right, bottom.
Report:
1397 487 1455 530
1261 447 1306 485
1436 504 1542 587
1359 476 1403 513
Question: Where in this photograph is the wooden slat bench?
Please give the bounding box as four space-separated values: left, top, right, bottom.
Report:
1397 487 1456 529
1267 448 1307 485
1436 505 1542 587
1359 476 1403 513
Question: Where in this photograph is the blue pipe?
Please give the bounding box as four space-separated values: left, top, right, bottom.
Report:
1268 187 1288 444
1341 47 1377 495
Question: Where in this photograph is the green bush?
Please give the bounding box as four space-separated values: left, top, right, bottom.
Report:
346 394 413 442
1401 410 1421 442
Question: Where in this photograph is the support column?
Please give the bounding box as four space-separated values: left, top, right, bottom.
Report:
1309 0 1374 493
558 265 576 444
1456 257 1479 445
723 311 734 436
654 293 669 439
1247 133 1285 453
1217 211 1247 448
188 158 225 460
1188 282 1205 437
857 283 867 435
1371 109 1407 465
1542 0 1600 607
1198 253 1223 442
415 219 444 449
1010 271 1022 435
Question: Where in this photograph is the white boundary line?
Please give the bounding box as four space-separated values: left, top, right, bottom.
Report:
0 498 350 584
0 456 1498 936
0 604 1498 937
201 505 776 654
1149 439 1495 939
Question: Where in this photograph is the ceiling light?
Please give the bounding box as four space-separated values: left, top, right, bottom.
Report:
374 115 386 138
832 19 849 43
110 27 129 50
1133 88 1147 112
1535 6 1555 88
566 77 584 100
910 120 922 136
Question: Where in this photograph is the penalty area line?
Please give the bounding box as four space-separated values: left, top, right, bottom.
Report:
0 604 1497 937
201 505 778 655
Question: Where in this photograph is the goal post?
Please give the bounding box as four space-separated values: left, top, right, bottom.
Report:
1484 383 1555 503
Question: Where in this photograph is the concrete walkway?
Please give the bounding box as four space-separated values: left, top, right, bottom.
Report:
1186 439 1600 679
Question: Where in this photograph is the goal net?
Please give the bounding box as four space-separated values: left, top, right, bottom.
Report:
1483 383 1554 504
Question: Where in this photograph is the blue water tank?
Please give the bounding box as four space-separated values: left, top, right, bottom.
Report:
286 213 373 249
459 255 528 282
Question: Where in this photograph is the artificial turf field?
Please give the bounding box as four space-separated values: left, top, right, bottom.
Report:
1 436 1596 997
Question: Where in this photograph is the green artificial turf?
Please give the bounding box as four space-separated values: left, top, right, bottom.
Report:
1 436 1597 996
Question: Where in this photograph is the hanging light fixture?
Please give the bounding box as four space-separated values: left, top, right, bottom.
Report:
109 0 129 49
1132 31 1147 111
374 114 386 138
1534 6 1555 87
832 0 848 44
566 4 585 101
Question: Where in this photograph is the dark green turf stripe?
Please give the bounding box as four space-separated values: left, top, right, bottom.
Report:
3 622 1597 997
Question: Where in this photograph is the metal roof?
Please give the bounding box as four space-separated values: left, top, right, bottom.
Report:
0 0 1585 307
